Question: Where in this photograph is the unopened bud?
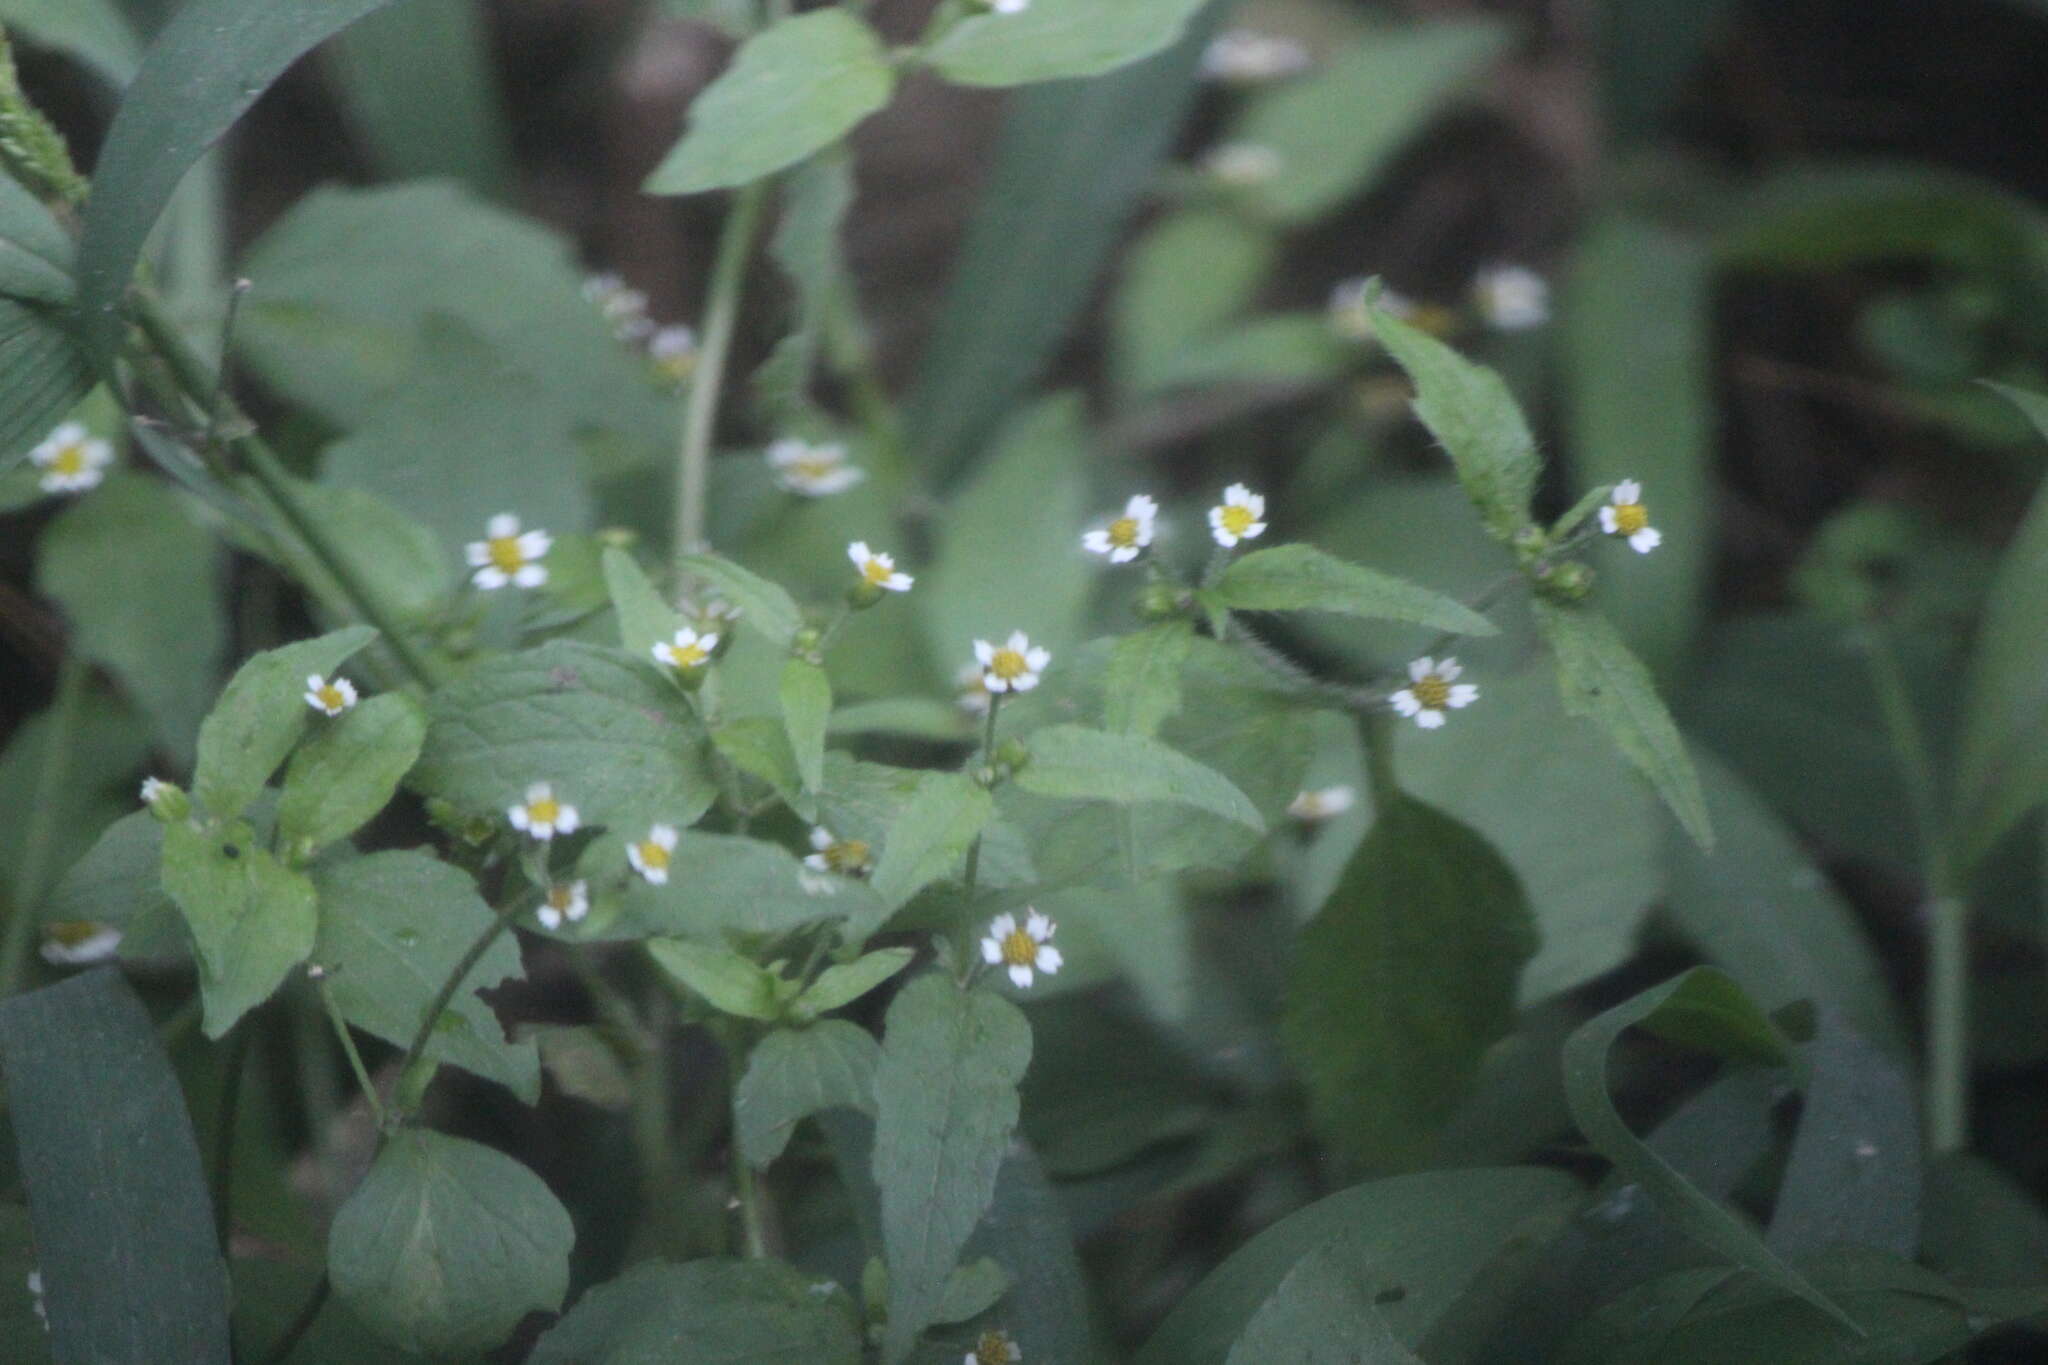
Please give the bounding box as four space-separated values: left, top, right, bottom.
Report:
1534 560 1595 603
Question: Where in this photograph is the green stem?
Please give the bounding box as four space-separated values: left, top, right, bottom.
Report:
960 693 1002 897
1360 709 1400 810
129 291 447 689
390 898 524 1117
672 183 767 577
726 1034 770 1258
316 975 386 1130
0 654 88 997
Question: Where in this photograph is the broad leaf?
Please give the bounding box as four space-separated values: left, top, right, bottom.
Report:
0 0 141 85
1104 620 1194 737
644 11 895 195
1016 724 1264 830
735 1020 881 1166
311 851 539 1101
1207 543 1497 635
646 938 782 1020
192 625 378 822
0 172 78 303
869 771 992 911
1225 1244 1421 1364
321 0 514 196
328 1129 573 1357
921 0 1208 87
754 148 856 421
603 546 682 663
42 810 177 935
781 657 831 807
1283 795 1537 1164
277 693 426 858
795 948 914 1018
871 973 1032 1362
161 820 318 1037
0 299 92 471
1533 599 1713 848
0 972 229 1360
677 552 805 647
529 1258 861 1364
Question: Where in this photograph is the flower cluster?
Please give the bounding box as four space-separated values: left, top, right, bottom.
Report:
1209 483 1267 548
584 274 699 385
848 541 913 593
467 514 551 590
30 422 113 495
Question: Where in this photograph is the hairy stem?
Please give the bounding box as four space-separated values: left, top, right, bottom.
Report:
0 653 88 997
390 898 524 1116
960 692 1002 897
672 183 767 578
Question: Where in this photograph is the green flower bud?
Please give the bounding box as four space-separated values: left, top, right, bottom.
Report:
1534 560 1595 603
139 778 189 823
1137 583 1188 621
846 578 886 610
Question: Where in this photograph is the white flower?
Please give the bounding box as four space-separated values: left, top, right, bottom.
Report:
1200 29 1312 83
980 911 1062 989
1202 141 1283 187
40 921 122 966
1288 786 1357 823
650 325 697 384
508 782 579 840
1081 494 1158 564
967 1328 1024 1364
986 0 1030 12
848 541 914 592
1390 657 1479 730
537 881 589 930
140 776 170 805
1598 479 1662 554
29 422 113 495
1472 264 1550 331
974 631 1050 694
956 661 992 715
803 826 872 877
303 674 358 717
627 824 680 885
1207 483 1267 548
652 627 719 673
768 439 864 497
583 272 653 341
465 513 552 590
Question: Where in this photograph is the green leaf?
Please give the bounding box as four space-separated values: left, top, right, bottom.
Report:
920 394 1093 666
321 0 513 197
1105 620 1194 737
677 552 805 648
1136 1166 1584 1365
869 771 992 911
0 170 79 303
0 970 231 1361
270 479 451 623
603 546 683 661
0 298 92 470
276 693 426 858
191 625 378 822
735 1019 881 1166
42 810 177 935
646 937 782 1020
644 11 895 195
921 0 1209 87
781 657 831 806
1225 1244 1421 1365
871 973 1032 1362
36 476 225 762
1282 794 1537 1164
0 691 152 912
0 0 142 84
1224 21 1507 225
529 1258 862 1364
1016 724 1265 830
1533 599 1714 848
412 640 717 831
933 1257 1012 1327
74 0 409 363
328 1128 573 1357
311 851 539 1101
1134 313 1348 392
618 829 888 940
1561 214 1714 677
1114 209 1277 395
712 715 808 813
755 148 856 421
1561 968 1851 1330
957 1142 1093 1363
161 820 318 1037
1207 543 1499 635
796 947 915 1019
1953 385 2048 869
1370 302 1540 542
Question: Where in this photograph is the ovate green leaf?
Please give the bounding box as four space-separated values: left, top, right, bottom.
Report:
603 545 683 661
528 1258 861 1364
735 1020 881 1166
869 771 992 911
0 300 92 471
646 938 782 1020
1016 724 1264 830
620 829 887 939
1207 543 1498 635
676 552 805 648
1105 620 1194 737
1114 209 1276 395
277 693 426 858
781 657 831 807
922 0 1209 87
795 947 915 1019
192 625 378 822
1225 1244 1421 1365
161 820 318 1037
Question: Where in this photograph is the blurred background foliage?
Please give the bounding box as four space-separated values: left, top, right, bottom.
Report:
7 0 2048 1356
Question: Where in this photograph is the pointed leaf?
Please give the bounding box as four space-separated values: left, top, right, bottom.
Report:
796 948 915 1019
1207 544 1498 635
676 552 805 648
603 546 683 660
1105 620 1195 737
277 692 426 858
781 657 831 805
735 1020 881 1166
529 1258 861 1364
161 820 318 1037
192 625 378 822
1225 1244 1421 1365
869 771 992 911
646 938 782 1020
1017 723 1264 830
921 0 1208 87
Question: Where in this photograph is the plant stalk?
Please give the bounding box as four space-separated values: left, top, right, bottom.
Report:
316 975 386 1131
390 898 524 1117
672 183 767 578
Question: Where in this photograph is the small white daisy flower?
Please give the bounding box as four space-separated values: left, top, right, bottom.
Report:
974 631 1050 694
583 272 653 342
967 1328 1024 1364
956 661 992 715
1390 657 1480 730
537 881 589 930
29 422 113 495
847 541 914 592
1287 786 1358 823
1207 483 1268 548
626 824 680 885
1081 494 1158 564
40 921 122 966
1202 141 1283 187
652 627 719 673
980 911 1062 990
465 513 552 590
1472 264 1550 331
1200 29 1312 83
803 826 873 877
1598 480 1662 554
649 325 698 384
303 674 358 717
767 439 864 497
508 782 579 840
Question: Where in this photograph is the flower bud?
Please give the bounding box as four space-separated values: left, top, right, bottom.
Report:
1137 583 1188 622
845 578 886 610
139 777 189 823
1534 560 1595 603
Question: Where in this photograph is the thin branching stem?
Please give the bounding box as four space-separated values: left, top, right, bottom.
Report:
672 183 768 578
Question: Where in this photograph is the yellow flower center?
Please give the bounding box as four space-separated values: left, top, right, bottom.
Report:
973 1331 1015 1364
527 796 561 826
668 642 709 669
824 839 871 874
1000 928 1037 968
546 885 577 912
486 535 527 573
861 556 894 585
658 352 696 382
50 443 86 476
989 648 1029 682
314 684 347 712
1218 504 1257 537
1412 675 1451 709
47 920 103 947
1610 502 1649 536
636 840 672 873
792 457 838 484
1105 516 1140 548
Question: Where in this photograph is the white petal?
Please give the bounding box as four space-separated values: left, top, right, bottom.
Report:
698 632 720 651
884 572 913 591
651 643 675 667
1082 530 1112 554
1631 528 1662 554
803 853 830 872
644 865 668 885
1448 684 1479 708
1435 658 1462 680
1416 709 1446 729
1110 545 1139 564
974 639 995 665
985 673 1011 693
473 566 509 589
1008 964 1034 989
1223 482 1251 505
980 938 1004 965
488 513 520 538
1128 494 1159 519
766 439 805 468
508 806 532 830
811 826 835 850
1025 647 1051 671
1598 506 1620 534
988 912 1017 938
518 530 552 558
513 564 548 588
1034 946 1063 975
465 541 491 566
1010 672 1040 692
1025 911 1052 940
1408 657 1435 681
528 782 554 801
652 824 678 849
538 907 562 930
848 541 871 566
1613 480 1641 504
555 806 580 834
1006 630 1031 652
1390 690 1421 717
1244 493 1266 519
